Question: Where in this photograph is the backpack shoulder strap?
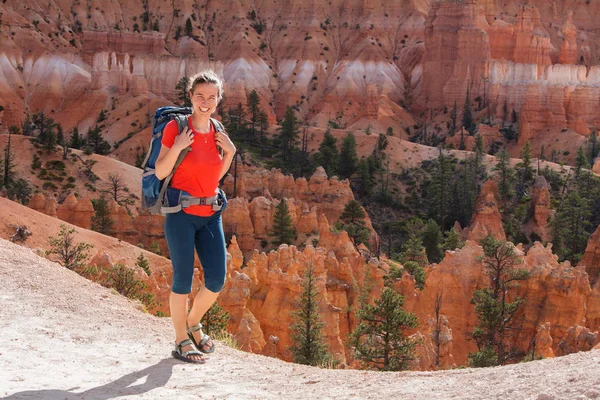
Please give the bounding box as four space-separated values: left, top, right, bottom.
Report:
174 114 190 135
210 117 225 133
156 115 191 212
210 117 226 158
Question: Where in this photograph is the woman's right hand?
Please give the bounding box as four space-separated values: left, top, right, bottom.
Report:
172 126 194 152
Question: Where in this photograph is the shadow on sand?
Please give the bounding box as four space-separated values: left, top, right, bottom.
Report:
5 358 177 399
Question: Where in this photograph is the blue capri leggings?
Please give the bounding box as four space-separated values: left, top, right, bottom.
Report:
164 210 227 294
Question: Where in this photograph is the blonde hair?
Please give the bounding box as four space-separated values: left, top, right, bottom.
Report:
187 70 224 101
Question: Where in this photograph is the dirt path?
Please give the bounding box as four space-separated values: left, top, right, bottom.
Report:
1 238 599 400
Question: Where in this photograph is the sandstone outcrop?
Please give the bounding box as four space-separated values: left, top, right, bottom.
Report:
580 225 600 286
463 179 506 242
556 325 599 357
528 175 552 242
593 158 600 175
534 322 555 359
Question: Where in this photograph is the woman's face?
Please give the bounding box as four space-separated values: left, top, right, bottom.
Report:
189 83 220 116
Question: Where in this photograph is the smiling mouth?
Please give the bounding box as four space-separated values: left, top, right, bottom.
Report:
199 107 210 112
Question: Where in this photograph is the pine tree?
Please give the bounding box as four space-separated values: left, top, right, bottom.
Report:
43 127 57 152
450 101 457 135
473 136 486 179
314 127 339 177
149 242 162 255
201 302 230 336
552 191 592 263
468 235 530 367
7 178 33 205
350 268 418 371
338 133 358 179
86 126 111 155
247 89 261 139
422 219 444 263
378 159 392 205
97 109 107 123
516 140 534 182
276 107 300 169
357 158 373 196
335 200 370 246
57 124 64 146
135 147 145 168
462 87 475 134
185 18 193 37
91 195 114 235
494 148 516 202
47 224 93 270
0 151 3 188
70 127 83 149
257 110 269 149
57 125 70 160
231 103 248 136
269 199 296 246
289 262 329 366
575 145 590 178
442 228 465 251
449 158 478 228
176 76 191 107
399 218 428 266
135 253 151 276
33 112 57 150
2 132 16 189
22 113 35 136
429 149 449 231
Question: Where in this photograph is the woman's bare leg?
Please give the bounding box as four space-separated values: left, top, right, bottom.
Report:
187 286 219 351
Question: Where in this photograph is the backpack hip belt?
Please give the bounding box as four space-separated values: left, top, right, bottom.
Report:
161 191 224 214
181 194 219 208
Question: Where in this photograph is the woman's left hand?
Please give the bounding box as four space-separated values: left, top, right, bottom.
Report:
215 131 236 155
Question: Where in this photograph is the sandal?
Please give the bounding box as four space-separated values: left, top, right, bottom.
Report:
171 338 206 364
187 323 215 354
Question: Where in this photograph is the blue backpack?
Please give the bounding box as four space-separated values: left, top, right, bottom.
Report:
141 106 225 215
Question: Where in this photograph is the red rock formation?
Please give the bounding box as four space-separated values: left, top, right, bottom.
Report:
420 0 491 111
559 12 578 65
28 193 54 216
512 5 553 68
556 325 599 356
463 179 506 242
528 175 552 242
580 226 600 286
534 322 555 359
222 167 378 253
593 157 600 175
417 314 456 370
511 243 592 354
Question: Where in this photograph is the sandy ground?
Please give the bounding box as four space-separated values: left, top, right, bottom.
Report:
1 238 600 400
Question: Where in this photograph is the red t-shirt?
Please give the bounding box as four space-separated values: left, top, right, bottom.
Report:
161 117 223 216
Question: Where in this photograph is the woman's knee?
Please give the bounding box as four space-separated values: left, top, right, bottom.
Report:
171 271 193 294
204 274 226 293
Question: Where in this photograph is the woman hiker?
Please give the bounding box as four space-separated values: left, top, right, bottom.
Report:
155 70 236 363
